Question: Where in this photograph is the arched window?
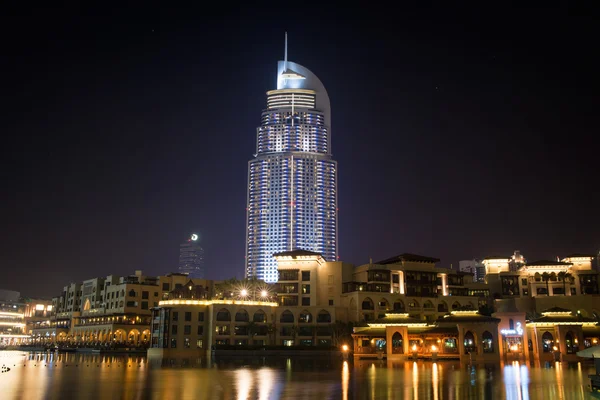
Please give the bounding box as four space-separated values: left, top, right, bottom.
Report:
464 331 476 354
392 332 403 354
542 331 554 353
438 301 448 312
362 298 374 310
565 331 578 354
235 309 249 322
299 311 312 323
317 310 331 323
408 300 419 308
378 298 390 309
393 300 405 311
216 309 231 321
452 302 461 310
423 301 434 310
482 331 494 353
128 290 136 297
509 319 515 330
534 272 541 282
253 310 266 323
280 310 294 323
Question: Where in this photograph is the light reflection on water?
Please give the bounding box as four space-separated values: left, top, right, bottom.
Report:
0 351 595 399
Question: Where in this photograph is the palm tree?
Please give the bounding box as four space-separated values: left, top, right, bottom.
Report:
541 272 551 296
558 271 573 295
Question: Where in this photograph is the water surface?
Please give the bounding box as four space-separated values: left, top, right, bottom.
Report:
0 351 594 399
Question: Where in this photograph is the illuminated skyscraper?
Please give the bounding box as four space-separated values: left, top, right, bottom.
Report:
245 34 338 283
179 233 204 279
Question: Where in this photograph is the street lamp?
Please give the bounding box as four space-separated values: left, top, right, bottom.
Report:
240 289 248 298
261 290 268 298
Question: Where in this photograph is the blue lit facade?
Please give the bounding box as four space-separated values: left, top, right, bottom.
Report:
245 60 338 283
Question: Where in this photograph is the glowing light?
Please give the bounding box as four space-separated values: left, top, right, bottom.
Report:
240 289 248 297
431 345 437 352
191 234 198 241
159 299 278 307
0 312 24 318
260 290 268 298
0 322 25 327
553 346 558 351
501 322 524 336
342 344 348 352
412 344 418 352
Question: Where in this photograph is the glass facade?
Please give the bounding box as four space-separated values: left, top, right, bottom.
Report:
178 234 204 279
245 61 338 282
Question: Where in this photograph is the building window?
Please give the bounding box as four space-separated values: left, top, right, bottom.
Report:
184 338 190 348
571 288 577 295
523 289 528 296
171 338 177 348
302 297 310 306
185 312 192 321
128 290 136 297
196 339 203 349
141 301 148 310
172 325 178 334
302 271 310 281
162 283 169 291
328 275 334 284
329 300 334 306
184 325 191 335
142 291 149 299
197 326 204 335
198 312 204 321
521 278 527 286
302 285 310 294
173 312 179 321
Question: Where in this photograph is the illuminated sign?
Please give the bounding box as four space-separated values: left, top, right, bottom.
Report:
500 322 523 336
191 234 198 241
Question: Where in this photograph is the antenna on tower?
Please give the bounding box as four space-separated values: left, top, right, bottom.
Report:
284 32 288 71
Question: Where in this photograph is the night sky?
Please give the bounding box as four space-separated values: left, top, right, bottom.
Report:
2 4 599 298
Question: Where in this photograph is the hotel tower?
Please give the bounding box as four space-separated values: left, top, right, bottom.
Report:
245 34 338 283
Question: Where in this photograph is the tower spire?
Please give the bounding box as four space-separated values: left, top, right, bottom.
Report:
284 32 288 71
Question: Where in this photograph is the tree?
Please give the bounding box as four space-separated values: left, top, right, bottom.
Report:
332 320 354 347
266 322 276 346
247 321 258 342
558 271 573 296
541 272 551 296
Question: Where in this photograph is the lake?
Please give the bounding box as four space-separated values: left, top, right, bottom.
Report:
0 351 595 399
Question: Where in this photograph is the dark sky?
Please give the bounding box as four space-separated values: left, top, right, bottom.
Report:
2 4 599 298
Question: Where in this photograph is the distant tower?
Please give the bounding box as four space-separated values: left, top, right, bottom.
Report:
178 233 204 279
509 250 526 272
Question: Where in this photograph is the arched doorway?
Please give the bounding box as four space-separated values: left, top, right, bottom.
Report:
128 329 140 345
565 331 578 354
464 331 476 354
482 331 494 353
542 331 554 353
391 332 403 354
